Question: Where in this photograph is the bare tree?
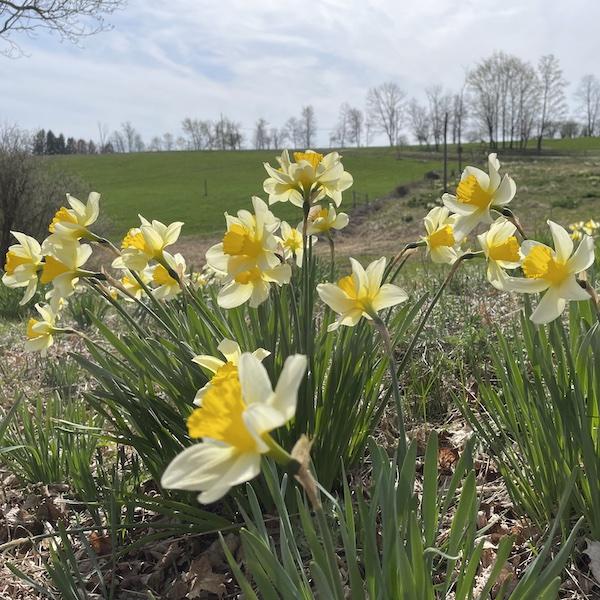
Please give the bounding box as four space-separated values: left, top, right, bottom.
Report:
536 54 566 151
407 99 430 146
148 136 162 152
576 75 600 136
346 107 363 147
110 130 125 153
182 118 211 150
300 105 317 148
162 132 174 151
269 127 283 149
366 82 405 146
97 121 109 149
468 53 502 147
0 0 125 57
450 84 468 147
426 86 451 151
560 120 579 139
284 117 302 148
253 118 270 150
332 103 350 147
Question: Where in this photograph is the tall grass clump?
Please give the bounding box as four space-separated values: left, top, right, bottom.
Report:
460 299 600 537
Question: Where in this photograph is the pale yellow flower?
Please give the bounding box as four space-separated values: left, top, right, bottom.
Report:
477 217 522 289
279 221 312 267
442 154 516 238
303 204 349 236
317 257 408 332
113 216 183 271
263 149 353 207
48 192 100 241
40 241 93 302
192 338 270 406
149 252 188 300
422 207 460 265
25 304 59 355
206 197 290 308
503 220 595 324
161 353 307 504
2 232 43 305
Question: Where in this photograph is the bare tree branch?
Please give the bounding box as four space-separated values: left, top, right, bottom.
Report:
0 0 125 57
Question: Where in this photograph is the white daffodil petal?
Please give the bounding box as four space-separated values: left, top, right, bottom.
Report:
547 220 574 263
238 353 273 406
371 284 408 312
192 355 225 373
271 354 307 421
530 288 566 325
567 236 595 273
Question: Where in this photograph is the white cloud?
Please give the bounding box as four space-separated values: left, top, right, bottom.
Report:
1 0 598 145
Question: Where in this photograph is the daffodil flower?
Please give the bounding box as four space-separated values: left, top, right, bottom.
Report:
48 192 101 241
303 204 349 236
279 221 311 267
25 304 59 355
206 197 281 275
2 232 43 305
113 216 183 271
149 251 187 300
161 352 307 504
317 257 408 332
503 220 596 324
207 197 290 308
443 153 516 238
40 241 93 302
120 268 152 301
216 264 292 309
263 149 353 207
422 207 460 265
477 217 522 290
192 338 270 406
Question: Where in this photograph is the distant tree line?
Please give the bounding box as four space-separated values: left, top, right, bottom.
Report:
27 52 600 155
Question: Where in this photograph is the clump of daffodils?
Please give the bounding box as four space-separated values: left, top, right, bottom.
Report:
569 219 599 241
263 150 353 207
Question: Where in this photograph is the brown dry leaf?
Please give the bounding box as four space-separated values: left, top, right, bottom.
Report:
186 555 227 599
89 531 112 555
438 446 458 471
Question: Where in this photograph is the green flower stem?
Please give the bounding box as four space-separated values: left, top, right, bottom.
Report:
372 316 407 458
327 233 335 283
578 278 600 323
396 252 483 377
262 434 301 475
498 207 527 239
91 234 122 257
385 241 425 281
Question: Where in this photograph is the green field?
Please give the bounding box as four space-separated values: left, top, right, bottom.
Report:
52 138 600 239
52 149 442 237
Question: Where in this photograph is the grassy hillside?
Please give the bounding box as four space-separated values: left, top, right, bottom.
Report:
53 149 442 237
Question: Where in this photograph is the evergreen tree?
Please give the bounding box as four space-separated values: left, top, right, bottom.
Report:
46 130 57 154
66 137 77 154
56 134 66 154
32 129 46 155
87 140 97 154
76 139 88 154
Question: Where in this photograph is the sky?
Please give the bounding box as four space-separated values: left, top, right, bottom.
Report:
1 0 599 147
